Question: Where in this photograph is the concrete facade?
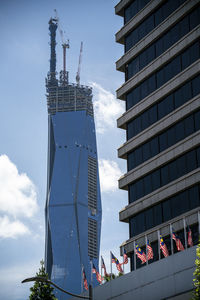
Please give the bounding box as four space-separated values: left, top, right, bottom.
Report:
115 0 200 292
70 246 196 300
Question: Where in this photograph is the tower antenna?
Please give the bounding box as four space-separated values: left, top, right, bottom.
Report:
54 9 70 84
76 42 83 86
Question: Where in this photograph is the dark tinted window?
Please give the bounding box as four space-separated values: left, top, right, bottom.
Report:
126 41 200 111
129 185 200 237
129 147 200 203
128 109 200 171
126 5 200 79
192 74 200 96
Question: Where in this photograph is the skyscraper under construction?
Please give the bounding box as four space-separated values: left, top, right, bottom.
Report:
45 18 102 299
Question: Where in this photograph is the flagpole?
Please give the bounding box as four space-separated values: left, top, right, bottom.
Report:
133 240 136 270
145 235 148 265
122 246 125 273
170 224 174 255
157 230 161 260
198 211 200 236
183 217 187 249
81 265 83 293
110 251 112 281
100 256 103 282
90 260 93 287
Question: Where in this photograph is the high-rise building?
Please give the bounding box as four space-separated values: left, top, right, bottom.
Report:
116 0 200 276
45 18 102 298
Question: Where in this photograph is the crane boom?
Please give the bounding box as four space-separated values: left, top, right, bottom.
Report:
54 9 69 84
76 42 83 86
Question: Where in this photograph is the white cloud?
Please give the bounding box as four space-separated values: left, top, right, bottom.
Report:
0 155 38 238
91 82 124 133
0 216 30 238
99 159 122 193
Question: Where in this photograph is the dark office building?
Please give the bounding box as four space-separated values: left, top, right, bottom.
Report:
115 0 200 294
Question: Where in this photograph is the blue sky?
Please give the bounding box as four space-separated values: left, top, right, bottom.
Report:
0 1 129 299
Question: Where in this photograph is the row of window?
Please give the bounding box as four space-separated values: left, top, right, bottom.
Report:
126 5 200 80
130 223 199 271
88 156 97 211
88 218 98 259
126 40 200 111
127 74 200 140
127 109 200 171
130 185 200 238
128 146 200 204
125 0 186 52
124 0 151 24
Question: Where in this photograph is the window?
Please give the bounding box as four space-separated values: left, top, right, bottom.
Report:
142 142 151 162
128 146 200 203
124 0 151 24
129 184 200 238
151 169 160 191
163 199 171 222
145 207 153 230
154 204 162 226
175 121 185 142
189 186 200 209
192 75 200 97
161 165 168 186
88 156 97 211
127 152 135 171
88 218 98 258
127 109 200 171
125 0 187 52
126 5 200 79
144 174 152 195
195 110 200 131
150 137 159 158
158 94 174 120
184 115 194 137
174 81 192 109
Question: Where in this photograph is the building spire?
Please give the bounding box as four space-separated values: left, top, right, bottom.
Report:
48 17 58 85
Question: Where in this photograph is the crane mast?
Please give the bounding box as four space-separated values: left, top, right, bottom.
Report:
76 42 83 86
54 9 70 85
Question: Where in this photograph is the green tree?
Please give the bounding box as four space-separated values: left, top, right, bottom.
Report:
29 260 57 300
192 240 200 299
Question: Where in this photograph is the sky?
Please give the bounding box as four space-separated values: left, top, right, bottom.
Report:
0 1 129 299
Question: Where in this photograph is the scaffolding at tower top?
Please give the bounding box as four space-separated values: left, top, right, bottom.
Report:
46 15 93 116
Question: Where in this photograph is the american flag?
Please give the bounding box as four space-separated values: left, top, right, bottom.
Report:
147 240 153 260
92 264 102 284
111 252 123 273
82 268 88 290
172 232 184 251
135 243 147 264
122 248 128 265
160 235 169 257
101 256 108 277
187 226 193 247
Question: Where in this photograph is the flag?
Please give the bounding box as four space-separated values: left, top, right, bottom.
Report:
101 256 108 277
122 248 128 265
82 268 88 290
147 240 153 260
172 232 184 251
160 235 169 257
92 264 102 284
111 252 123 273
187 226 193 247
135 243 147 264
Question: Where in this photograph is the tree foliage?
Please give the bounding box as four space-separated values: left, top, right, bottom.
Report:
104 272 123 282
29 260 57 300
192 240 200 299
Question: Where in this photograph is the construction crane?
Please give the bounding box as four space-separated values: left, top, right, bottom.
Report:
76 42 83 86
54 9 69 84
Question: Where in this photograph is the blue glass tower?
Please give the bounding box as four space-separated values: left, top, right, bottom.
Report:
45 18 102 299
